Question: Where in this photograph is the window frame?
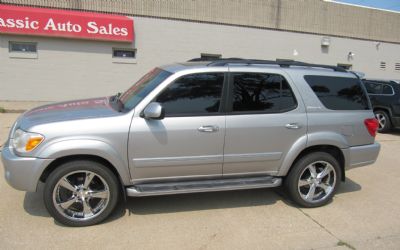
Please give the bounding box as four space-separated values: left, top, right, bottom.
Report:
150 72 229 117
225 72 298 115
9 41 37 53
8 41 38 59
112 47 137 64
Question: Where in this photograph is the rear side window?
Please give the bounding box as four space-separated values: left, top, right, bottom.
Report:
155 73 224 116
364 81 382 94
382 85 394 95
304 75 369 110
231 73 297 113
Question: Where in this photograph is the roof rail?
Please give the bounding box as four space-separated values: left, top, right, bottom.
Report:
187 58 347 72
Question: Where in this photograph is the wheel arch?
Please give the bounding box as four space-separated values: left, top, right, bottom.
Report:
39 154 127 195
36 139 131 186
279 145 346 182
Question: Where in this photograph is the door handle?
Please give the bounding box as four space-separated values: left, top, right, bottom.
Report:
198 125 219 133
285 123 301 129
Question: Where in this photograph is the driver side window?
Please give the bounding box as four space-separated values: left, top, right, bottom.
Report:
155 73 224 116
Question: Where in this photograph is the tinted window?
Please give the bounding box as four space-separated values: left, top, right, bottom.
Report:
382 84 394 95
304 76 369 110
232 73 297 113
156 73 224 116
364 82 382 94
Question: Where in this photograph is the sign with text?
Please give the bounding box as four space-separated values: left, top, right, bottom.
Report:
0 5 134 42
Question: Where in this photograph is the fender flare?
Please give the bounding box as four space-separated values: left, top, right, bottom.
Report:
36 139 131 185
277 132 348 176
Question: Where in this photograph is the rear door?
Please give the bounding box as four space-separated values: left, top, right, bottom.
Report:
223 69 307 176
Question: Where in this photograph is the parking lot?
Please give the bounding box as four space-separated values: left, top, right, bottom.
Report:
1 112 400 250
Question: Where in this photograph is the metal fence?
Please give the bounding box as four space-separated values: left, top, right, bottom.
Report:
1 0 399 43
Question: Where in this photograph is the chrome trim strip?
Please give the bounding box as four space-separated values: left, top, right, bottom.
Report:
133 155 223 168
223 152 282 163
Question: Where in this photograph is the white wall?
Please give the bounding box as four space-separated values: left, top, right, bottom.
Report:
0 16 399 101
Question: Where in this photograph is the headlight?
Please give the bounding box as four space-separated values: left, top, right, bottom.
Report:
12 129 44 153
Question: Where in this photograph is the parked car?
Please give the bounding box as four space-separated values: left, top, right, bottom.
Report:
362 79 400 132
2 59 380 226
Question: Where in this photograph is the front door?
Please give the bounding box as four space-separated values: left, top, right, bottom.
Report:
128 72 226 182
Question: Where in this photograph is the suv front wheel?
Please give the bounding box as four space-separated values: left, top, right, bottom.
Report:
285 152 341 208
43 160 120 227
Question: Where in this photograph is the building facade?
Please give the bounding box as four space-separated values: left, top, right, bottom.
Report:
0 0 399 101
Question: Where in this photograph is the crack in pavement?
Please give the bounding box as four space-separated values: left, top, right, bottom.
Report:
298 208 355 250
274 190 356 250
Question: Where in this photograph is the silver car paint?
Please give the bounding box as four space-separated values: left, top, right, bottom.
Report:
6 97 133 187
1 63 381 192
128 67 228 183
222 67 307 176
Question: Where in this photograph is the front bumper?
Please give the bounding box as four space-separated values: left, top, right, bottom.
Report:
343 142 381 170
1 141 53 192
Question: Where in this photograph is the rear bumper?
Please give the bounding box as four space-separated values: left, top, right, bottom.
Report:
343 142 381 170
1 141 53 192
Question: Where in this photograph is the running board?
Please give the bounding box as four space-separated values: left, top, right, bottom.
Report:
126 176 282 197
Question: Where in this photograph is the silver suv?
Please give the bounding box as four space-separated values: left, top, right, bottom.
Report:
2 59 381 226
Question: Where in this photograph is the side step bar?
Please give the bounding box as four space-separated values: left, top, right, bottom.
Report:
126 176 282 197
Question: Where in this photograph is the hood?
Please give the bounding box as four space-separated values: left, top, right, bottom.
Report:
17 97 120 130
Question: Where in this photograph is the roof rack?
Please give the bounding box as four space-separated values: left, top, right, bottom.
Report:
187 58 347 72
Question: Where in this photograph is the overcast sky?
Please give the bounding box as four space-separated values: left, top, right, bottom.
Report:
333 0 400 11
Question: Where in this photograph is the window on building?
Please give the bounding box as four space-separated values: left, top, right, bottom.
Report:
155 73 224 116
200 53 222 61
230 73 297 113
113 48 136 58
304 75 369 110
337 63 352 70
9 41 37 53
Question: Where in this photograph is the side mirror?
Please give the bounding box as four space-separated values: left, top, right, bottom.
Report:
142 102 165 120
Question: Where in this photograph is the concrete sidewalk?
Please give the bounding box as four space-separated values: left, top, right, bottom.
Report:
1 112 400 249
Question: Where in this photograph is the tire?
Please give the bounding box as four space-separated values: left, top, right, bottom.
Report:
43 160 120 227
374 110 392 133
285 152 341 208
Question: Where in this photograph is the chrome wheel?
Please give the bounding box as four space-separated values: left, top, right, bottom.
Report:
375 113 386 130
297 161 336 203
52 170 110 222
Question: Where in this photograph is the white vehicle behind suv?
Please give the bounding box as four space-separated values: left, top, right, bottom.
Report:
2 59 380 226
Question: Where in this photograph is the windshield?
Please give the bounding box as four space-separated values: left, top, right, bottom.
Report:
120 68 172 110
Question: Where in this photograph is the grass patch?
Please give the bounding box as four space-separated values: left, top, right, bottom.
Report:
337 240 356 250
0 107 5 113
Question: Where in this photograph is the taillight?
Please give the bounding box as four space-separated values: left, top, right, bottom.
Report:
364 118 379 137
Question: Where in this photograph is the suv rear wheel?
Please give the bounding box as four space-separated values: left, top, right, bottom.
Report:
285 152 341 208
374 110 392 133
43 160 120 227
